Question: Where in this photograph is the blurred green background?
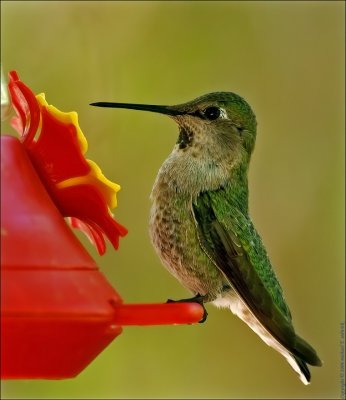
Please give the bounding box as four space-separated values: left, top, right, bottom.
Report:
1 1 344 398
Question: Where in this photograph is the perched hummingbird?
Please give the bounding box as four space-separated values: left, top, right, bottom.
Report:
91 92 322 384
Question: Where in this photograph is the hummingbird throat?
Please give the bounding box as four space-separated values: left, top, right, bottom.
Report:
177 127 194 149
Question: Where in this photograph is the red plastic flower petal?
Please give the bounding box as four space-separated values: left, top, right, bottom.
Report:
8 70 40 147
8 71 127 255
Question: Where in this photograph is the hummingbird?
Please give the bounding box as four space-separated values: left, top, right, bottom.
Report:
91 92 322 384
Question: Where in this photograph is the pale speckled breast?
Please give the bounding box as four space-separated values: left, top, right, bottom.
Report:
149 180 225 301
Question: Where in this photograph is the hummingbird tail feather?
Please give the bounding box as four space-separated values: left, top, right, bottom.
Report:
213 294 317 385
292 356 311 384
293 335 323 367
285 335 322 384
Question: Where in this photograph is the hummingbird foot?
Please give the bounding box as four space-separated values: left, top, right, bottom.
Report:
166 293 208 323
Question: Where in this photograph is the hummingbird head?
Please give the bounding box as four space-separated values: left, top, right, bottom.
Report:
91 92 257 174
168 92 257 160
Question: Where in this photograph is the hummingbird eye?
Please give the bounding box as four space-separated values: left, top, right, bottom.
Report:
203 106 221 120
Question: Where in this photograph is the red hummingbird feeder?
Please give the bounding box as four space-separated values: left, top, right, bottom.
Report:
0 71 204 379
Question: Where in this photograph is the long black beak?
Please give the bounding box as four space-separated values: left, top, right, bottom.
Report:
90 102 182 116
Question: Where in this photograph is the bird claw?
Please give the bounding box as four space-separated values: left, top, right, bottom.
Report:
166 293 208 324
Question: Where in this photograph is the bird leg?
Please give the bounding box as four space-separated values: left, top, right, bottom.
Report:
166 293 208 323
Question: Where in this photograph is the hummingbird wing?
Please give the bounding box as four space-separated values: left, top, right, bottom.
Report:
192 187 321 367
